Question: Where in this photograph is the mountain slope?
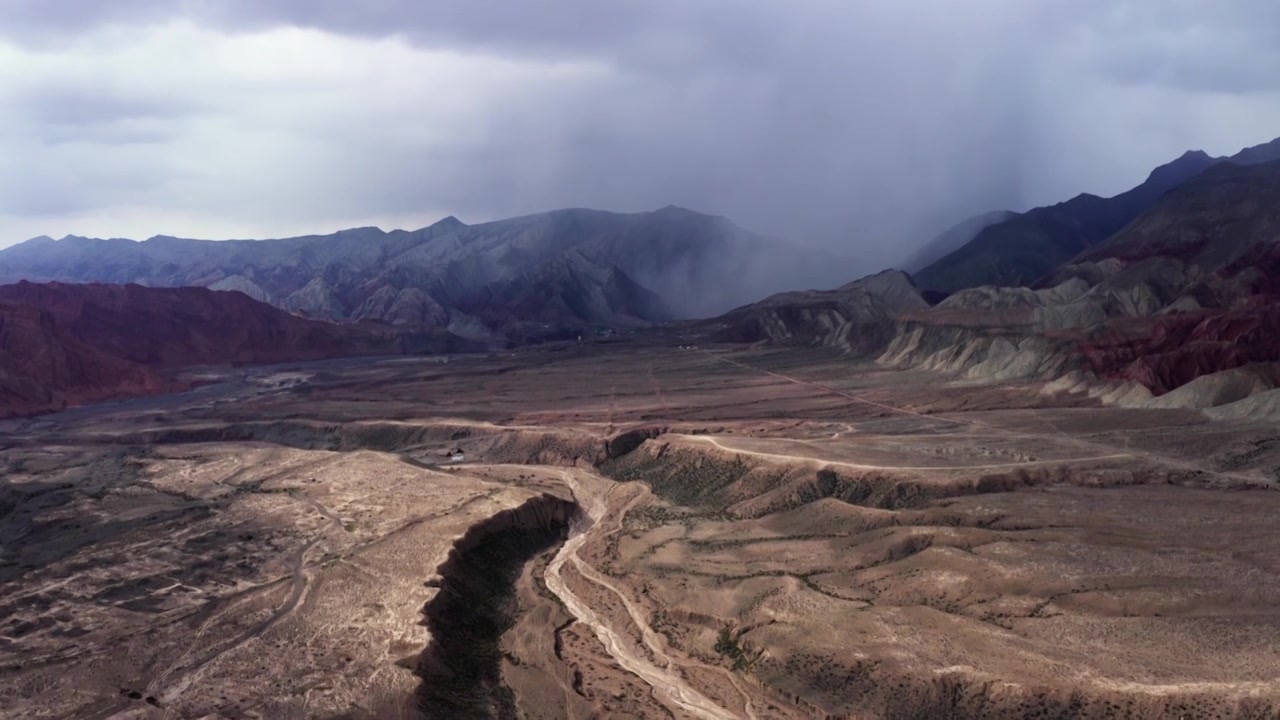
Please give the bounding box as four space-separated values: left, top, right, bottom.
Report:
0 301 175 418
691 140 1280 418
1070 158 1280 277
913 150 1220 293
0 206 851 333
0 281 478 418
905 210 1014 273
704 269 927 354
914 137 1280 294
872 158 1280 416
1032 158 1280 323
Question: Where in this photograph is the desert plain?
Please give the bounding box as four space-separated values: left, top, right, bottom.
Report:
4 337 1280 719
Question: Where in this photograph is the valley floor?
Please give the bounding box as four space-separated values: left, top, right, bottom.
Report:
3 339 1280 718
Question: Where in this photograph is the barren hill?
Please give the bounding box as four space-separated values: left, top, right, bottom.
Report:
705 269 926 354
0 300 175 418
0 281 477 418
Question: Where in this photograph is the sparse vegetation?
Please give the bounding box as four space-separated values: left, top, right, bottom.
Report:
713 625 758 671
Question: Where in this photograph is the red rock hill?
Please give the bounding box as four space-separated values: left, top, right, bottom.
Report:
0 281 472 418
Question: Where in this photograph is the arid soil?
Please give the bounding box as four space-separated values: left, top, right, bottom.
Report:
4 338 1280 718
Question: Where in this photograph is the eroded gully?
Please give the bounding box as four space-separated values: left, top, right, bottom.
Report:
542 470 745 720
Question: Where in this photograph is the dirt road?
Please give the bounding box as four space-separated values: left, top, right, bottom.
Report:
698 348 1266 485
682 434 1132 471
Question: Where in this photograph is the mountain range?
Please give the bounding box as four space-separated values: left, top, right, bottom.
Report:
5 135 1280 420
0 206 853 341
722 150 1280 421
913 137 1280 293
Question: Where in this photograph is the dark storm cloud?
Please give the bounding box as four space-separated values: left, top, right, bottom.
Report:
2 1 727 59
2 0 1280 275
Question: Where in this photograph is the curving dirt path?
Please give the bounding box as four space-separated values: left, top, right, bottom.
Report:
698 348 1267 485
683 434 1133 471
543 471 743 720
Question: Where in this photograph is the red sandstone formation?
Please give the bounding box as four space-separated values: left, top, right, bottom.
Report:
0 281 471 418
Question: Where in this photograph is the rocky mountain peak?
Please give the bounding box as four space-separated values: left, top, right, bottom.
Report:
431 215 467 230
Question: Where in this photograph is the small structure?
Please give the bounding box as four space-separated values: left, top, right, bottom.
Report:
450 451 465 463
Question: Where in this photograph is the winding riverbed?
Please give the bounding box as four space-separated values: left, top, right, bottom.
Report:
542 471 742 720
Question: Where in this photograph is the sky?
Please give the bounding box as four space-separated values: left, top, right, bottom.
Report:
3 0 1280 272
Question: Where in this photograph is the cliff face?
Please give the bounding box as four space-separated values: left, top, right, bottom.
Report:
1079 305 1280 394
874 302 1280 415
414 495 579 719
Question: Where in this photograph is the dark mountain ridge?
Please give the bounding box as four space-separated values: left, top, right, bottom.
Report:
718 151 1280 420
905 210 1015 273
913 137 1280 293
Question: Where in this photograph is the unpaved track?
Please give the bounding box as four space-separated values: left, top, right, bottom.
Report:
544 471 743 720
699 349 1267 484
683 434 1132 471
698 350 962 426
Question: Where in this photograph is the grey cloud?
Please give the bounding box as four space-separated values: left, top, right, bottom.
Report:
25 90 192 128
1075 1 1280 94
0 0 670 57
2 0 1279 277
0 0 174 42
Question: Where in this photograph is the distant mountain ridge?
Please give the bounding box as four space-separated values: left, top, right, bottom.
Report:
0 206 854 338
905 210 1014 273
708 150 1280 421
704 269 927 354
887 157 1280 419
914 137 1280 293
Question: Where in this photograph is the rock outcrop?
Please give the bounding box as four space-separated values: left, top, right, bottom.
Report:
866 158 1280 415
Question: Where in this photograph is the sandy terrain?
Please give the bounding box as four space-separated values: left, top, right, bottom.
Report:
4 339 1280 718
